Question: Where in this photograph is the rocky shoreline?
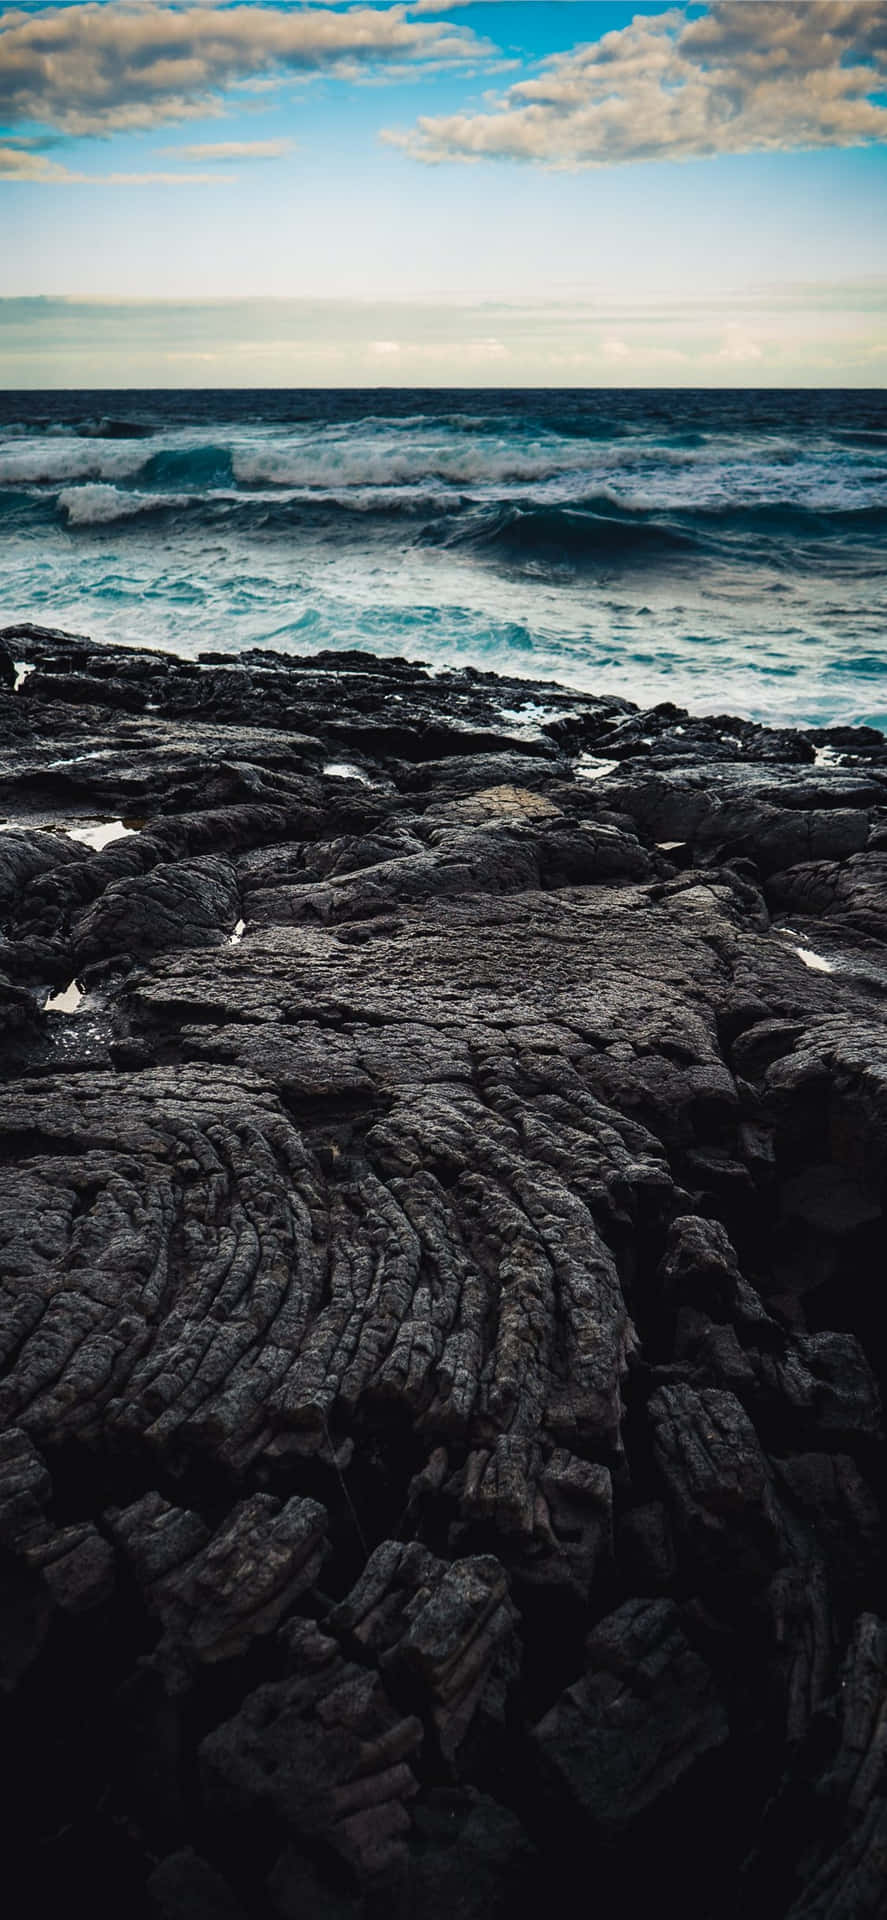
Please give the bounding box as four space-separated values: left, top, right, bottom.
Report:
1 622 886 1919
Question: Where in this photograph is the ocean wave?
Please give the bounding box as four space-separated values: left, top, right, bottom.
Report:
37 480 887 554
831 428 887 450
230 442 887 501
691 499 887 541
0 437 233 489
6 423 887 519
141 445 235 488
429 499 698 568
51 482 468 530
419 494 887 570
2 415 155 440
230 442 595 490
0 440 150 486
0 487 43 521
57 484 189 526
82 417 156 440
1 432 592 494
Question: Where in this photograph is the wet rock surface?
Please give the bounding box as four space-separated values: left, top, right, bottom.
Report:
1 624 886 1917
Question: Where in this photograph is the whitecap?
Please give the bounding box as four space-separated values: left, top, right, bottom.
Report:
0 439 148 486
57 484 186 526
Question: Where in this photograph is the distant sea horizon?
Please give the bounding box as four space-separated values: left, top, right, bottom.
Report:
3 385 886 732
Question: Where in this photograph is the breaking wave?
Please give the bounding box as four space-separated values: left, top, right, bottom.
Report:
34 478 887 574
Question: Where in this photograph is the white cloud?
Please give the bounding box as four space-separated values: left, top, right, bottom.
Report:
104 169 226 183
0 141 75 182
716 324 764 361
0 2 488 137
369 334 507 361
598 336 691 365
173 138 295 159
0 139 223 182
386 1 887 167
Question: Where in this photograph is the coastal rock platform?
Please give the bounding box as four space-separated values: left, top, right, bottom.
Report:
1 624 886 1918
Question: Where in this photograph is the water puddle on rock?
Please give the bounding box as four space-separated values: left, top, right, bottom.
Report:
795 946 835 974
499 702 568 738
774 925 837 974
575 755 619 782
44 979 84 1013
45 749 114 771
66 819 139 851
323 761 374 785
0 816 142 848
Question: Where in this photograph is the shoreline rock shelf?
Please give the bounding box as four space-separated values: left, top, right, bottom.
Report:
1 622 886 1918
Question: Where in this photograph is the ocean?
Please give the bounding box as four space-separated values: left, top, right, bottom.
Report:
2 386 886 730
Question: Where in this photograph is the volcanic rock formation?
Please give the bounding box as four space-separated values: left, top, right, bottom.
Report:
1 623 886 1917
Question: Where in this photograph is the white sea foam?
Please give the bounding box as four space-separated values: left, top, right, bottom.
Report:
57 485 186 526
232 443 593 491
4 423 883 518
0 440 148 486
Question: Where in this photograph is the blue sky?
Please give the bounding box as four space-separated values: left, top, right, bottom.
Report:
1 2 885 384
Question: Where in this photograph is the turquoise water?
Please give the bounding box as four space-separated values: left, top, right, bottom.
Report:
2 386 886 728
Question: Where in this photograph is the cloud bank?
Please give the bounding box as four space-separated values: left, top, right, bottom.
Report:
2 287 883 387
385 2 887 167
0 1 486 136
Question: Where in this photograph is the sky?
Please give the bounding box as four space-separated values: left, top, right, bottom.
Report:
0 0 885 385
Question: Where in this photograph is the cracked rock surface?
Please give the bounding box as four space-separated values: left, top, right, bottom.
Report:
1 624 886 1917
